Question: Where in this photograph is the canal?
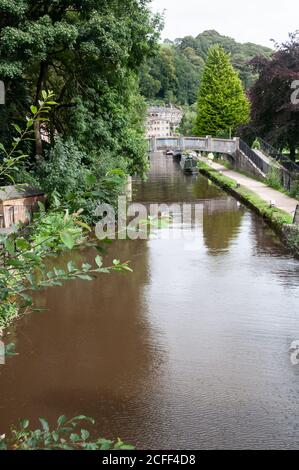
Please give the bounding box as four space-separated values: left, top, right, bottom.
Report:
1 152 299 449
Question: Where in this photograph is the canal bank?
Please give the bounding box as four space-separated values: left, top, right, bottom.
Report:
197 157 299 257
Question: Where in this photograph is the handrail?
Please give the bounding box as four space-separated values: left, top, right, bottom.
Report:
256 137 299 174
239 140 270 175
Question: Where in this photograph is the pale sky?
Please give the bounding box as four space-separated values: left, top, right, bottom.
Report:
151 0 298 48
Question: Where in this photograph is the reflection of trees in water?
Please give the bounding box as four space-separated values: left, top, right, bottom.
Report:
202 198 245 255
250 214 299 289
134 154 225 204
192 175 225 200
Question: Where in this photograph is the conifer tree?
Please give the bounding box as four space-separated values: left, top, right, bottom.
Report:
194 45 250 137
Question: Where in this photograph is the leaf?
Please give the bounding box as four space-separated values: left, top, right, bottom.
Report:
77 274 93 281
37 201 45 213
39 418 49 432
30 105 38 115
67 261 77 273
81 429 90 441
20 419 30 429
57 415 67 427
70 433 80 443
70 416 95 424
16 238 30 251
95 255 103 268
4 238 15 255
12 124 22 134
19 293 33 306
60 231 75 250
4 343 17 357
75 220 91 232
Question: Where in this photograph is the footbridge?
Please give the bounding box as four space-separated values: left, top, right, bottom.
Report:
149 136 239 157
148 136 299 192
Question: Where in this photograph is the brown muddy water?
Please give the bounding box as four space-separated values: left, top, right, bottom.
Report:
1 152 299 449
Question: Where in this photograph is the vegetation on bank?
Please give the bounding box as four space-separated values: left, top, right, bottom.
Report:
0 415 134 450
197 160 295 232
0 0 162 331
0 96 132 334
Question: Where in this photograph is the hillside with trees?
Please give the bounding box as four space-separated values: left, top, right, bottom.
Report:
140 30 272 105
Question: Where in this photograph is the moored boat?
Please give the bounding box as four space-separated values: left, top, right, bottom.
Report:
180 153 199 174
173 149 182 159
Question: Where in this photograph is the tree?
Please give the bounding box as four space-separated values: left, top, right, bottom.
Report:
139 30 271 105
179 103 197 135
194 45 250 138
0 1 160 174
250 33 299 160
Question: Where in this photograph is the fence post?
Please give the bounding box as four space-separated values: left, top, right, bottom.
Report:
206 135 212 152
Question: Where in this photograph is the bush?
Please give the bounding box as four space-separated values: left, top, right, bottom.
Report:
36 137 128 223
266 166 282 190
0 415 134 450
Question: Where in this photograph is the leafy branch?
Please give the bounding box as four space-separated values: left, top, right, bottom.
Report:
0 90 57 184
0 415 134 450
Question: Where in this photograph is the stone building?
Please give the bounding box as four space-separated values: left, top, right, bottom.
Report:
0 185 45 232
146 105 183 138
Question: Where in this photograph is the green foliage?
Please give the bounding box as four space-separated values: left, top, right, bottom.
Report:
0 91 56 185
0 1 160 182
0 211 133 329
0 104 132 331
252 138 261 150
286 226 299 254
0 208 132 330
35 137 128 223
265 166 282 190
179 103 197 136
140 30 272 105
0 415 134 450
194 45 250 137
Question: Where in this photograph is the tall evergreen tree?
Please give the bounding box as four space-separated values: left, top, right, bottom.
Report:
194 45 250 137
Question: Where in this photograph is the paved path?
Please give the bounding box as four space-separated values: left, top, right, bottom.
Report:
199 157 298 217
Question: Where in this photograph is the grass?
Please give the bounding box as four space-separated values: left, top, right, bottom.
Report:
214 156 299 201
197 161 293 228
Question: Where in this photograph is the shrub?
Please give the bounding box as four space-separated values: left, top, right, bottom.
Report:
0 415 134 450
